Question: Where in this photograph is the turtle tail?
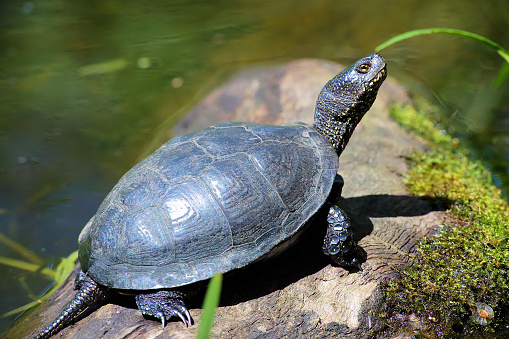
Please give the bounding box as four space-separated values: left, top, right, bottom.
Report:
34 271 108 339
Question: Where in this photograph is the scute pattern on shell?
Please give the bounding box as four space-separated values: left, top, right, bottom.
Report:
78 122 339 290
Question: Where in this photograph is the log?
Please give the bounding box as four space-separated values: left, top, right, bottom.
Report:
11 59 445 339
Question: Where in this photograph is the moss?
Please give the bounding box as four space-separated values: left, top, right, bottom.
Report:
381 101 509 337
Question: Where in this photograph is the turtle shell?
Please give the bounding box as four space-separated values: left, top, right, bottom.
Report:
78 122 338 290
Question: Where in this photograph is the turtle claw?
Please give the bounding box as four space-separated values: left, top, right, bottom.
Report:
155 307 189 328
156 311 166 328
176 308 192 327
135 290 193 328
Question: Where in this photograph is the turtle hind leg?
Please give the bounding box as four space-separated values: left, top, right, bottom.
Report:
135 290 193 327
34 270 109 339
322 205 365 269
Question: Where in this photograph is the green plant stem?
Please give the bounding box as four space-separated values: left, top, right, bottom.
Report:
375 28 509 64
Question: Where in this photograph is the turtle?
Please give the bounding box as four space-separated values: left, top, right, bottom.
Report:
34 53 387 339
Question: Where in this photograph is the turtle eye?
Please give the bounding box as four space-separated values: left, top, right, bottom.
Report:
357 63 370 74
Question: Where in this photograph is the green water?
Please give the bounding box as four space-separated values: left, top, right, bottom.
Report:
1 0 508 334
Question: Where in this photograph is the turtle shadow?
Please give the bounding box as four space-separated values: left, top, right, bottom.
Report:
200 193 450 309
338 194 451 239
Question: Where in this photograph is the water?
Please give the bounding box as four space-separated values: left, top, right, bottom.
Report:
1 0 508 334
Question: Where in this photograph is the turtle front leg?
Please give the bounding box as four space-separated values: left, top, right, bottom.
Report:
322 174 364 268
322 205 363 268
135 290 193 327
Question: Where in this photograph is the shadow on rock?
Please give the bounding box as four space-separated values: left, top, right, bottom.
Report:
338 194 451 239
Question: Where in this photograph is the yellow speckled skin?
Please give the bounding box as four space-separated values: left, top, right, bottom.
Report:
313 53 386 153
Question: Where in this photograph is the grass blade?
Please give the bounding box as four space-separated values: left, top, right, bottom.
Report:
0 250 78 318
196 273 222 339
1 300 45 318
493 61 509 87
375 28 509 64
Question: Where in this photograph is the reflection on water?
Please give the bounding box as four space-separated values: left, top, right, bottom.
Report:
0 0 508 333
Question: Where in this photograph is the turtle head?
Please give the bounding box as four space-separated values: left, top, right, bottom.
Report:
313 53 387 154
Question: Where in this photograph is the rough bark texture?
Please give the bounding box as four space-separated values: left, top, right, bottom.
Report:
13 59 445 339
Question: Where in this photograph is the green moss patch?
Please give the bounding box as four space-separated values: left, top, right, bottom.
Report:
382 102 509 337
